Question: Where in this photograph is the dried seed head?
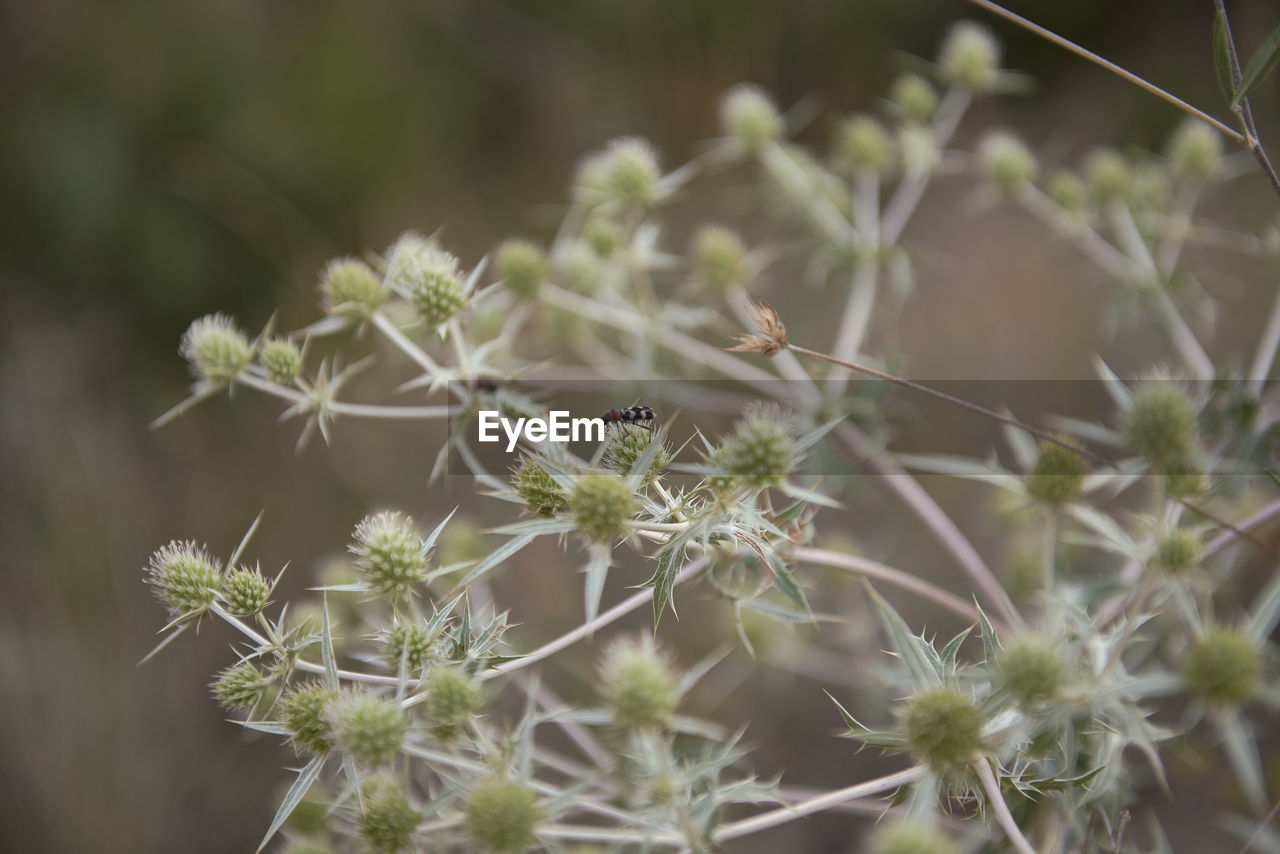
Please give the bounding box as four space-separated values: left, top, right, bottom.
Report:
349 511 428 597
180 314 252 385
259 337 302 385
465 778 542 853
496 239 549 300
727 300 788 357
719 84 784 151
319 257 386 319
599 635 680 729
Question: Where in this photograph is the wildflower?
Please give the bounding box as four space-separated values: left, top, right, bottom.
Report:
720 84 784 151
568 474 637 542
259 337 302 385
599 635 680 729
465 779 542 852
145 540 222 617
180 314 252 385
320 257 386 319
496 239 549 300
349 511 428 597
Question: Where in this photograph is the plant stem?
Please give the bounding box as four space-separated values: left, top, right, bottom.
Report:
962 0 1243 145
975 756 1038 854
712 766 927 841
791 546 987 626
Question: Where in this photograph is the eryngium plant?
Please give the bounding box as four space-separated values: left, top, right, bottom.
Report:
144 12 1280 853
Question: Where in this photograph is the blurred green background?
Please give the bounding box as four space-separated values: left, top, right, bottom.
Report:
2 1 1277 851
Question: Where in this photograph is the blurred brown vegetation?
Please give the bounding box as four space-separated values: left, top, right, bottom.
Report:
1 1 1277 851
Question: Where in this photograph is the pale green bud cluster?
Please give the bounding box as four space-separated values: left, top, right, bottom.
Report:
330 693 406 765
222 564 271 616
284 683 338 754
691 225 749 294
979 131 1037 195
425 667 482 740
575 137 663 211
1167 119 1222 182
146 540 222 617
320 257 386 320
349 510 428 597
938 21 1002 92
599 635 679 729
181 314 252 385
904 687 985 770
359 776 421 854
385 233 466 326
211 661 269 712
465 778 542 852
890 73 939 124
835 115 894 178
719 84 784 151
568 474 637 542
496 239 549 300
1183 629 1259 707
513 457 567 516
259 337 302 385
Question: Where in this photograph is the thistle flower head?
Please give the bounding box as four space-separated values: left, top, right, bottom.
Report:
259 337 302 385
496 239 549 300
1026 440 1087 506
320 257 386 320
599 634 680 729
869 821 960 854
425 666 482 741
938 21 1002 92
1085 148 1131 205
568 474 637 543
513 457 568 516
465 778 542 852
1047 169 1088 214
709 406 798 491
384 619 431 672
211 661 269 712
979 131 1037 196
603 424 672 484
904 687 985 770
1168 119 1222 182
385 233 467 326
997 635 1068 704
719 84 784 151
1151 527 1202 575
222 564 272 617
145 540 222 617
284 683 338 754
349 511 428 597
691 225 749 294
359 775 421 854
575 137 663 211
890 72 939 124
1122 380 1203 475
1183 629 1260 707
180 314 252 385
330 692 406 765
835 115 894 178
582 216 624 257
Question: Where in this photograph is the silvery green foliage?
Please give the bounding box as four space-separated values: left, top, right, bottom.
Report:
144 19 1280 854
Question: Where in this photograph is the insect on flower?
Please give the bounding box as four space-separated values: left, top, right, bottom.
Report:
599 404 656 432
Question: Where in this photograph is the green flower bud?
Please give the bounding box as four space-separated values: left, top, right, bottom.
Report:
938 21 1002 92
145 540 222 617
385 233 466 326
898 125 941 176
714 409 797 491
905 687 985 770
496 239 549 300
359 776 421 854
575 137 662 211
349 511 428 597
1130 163 1170 211
554 239 605 294
599 635 679 729
425 667 482 740
836 115 894 177
1026 440 1087 506
1122 382 1202 474
890 72 939 124
1183 629 1260 706
222 564 271 617
465 779 542 853
720 84 784 151
568 474 638 543
514 457 568 516
869 821 960 854
320 257 386 320
1150 527 1201 575
330 693 406 765
582 217 624 257
603 424 672 484
180 314 252 385
259 337 302 385
1046 169 1088 214
998 636 1067 704
691 225 749 294
211 661 269 712
384 620 431 672
979 131 1037 195
1168 119 1222 182
284 683 338 754
1085 148 1131 205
